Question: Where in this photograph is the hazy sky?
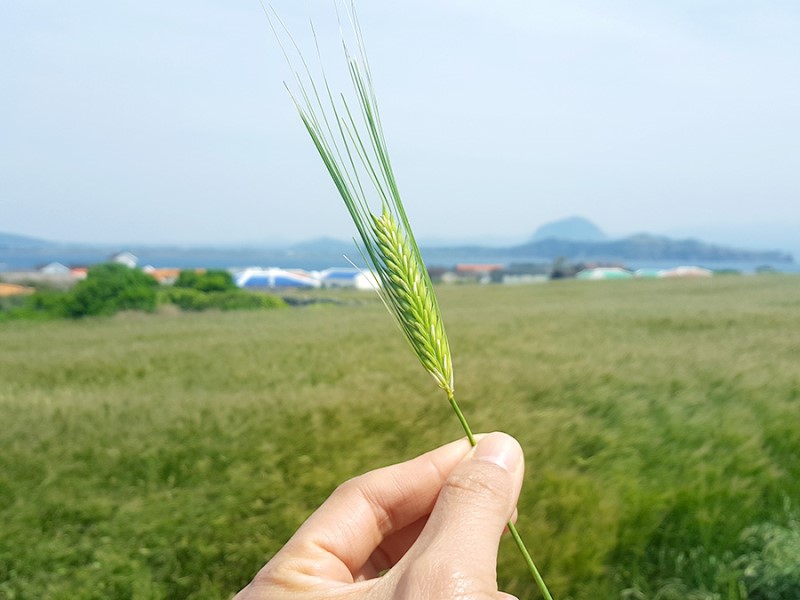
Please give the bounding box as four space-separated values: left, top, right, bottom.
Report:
2 1 798 251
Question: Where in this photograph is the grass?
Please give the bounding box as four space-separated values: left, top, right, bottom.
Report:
1 275 799 599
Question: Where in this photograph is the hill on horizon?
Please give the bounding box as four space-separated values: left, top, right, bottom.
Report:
511 233 793 263
532 216 607 243
0 224 794 266
0 232 54 249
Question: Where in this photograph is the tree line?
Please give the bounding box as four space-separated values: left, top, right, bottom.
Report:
0 263 285 321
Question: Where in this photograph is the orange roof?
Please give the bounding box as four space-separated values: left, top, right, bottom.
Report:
0 283 35 297
70 267 89 280
146 268 182 283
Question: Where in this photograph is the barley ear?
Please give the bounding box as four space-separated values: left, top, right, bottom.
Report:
370 209 454 394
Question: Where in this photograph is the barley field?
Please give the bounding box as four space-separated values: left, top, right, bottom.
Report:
1 276 799 599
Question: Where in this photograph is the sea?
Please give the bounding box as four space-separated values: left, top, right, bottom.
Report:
1 245 798 275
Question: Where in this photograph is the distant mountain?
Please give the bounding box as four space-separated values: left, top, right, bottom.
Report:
0 232 55 249
511 233 793 262
1 226 792 269
532 217 607 243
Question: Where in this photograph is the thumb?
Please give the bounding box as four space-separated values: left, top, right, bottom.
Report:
412 432 525 581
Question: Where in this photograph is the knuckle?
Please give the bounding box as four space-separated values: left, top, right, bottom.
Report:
331 475 360 498
443 466 509 506
328 474 371 508
255 556 294 587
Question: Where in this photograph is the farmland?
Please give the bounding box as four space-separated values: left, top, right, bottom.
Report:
1 276 799 599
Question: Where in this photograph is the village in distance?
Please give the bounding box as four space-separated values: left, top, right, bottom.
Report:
1 217 796 303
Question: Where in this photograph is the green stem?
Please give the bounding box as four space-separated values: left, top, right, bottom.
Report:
447 390 476 446
508 521 554 600
447 390 554 600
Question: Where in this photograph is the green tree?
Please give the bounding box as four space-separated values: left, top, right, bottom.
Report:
67 263 158 317
175 269 236 293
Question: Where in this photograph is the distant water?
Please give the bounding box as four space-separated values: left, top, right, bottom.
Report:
0 246 363 273
1 246 798 274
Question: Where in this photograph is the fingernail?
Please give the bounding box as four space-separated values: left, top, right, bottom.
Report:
473 432 522 472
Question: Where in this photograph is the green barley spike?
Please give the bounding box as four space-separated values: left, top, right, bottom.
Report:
370 209 453 394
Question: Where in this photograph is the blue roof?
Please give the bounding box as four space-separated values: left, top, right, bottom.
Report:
323 269 360 280
273 275 316 287
240 276 271 288
238 272 317 288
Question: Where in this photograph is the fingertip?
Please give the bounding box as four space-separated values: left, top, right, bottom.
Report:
469 433 525 509
472 432 523 473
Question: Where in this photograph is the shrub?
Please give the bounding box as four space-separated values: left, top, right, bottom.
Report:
0 290 71 321
159 288 212 312
0 294 31 314
66 263 158 317
209 291 286 311
738 521 800 599
160 288 286 312
255 293 287 310
175 270 236 293
23 290 72 318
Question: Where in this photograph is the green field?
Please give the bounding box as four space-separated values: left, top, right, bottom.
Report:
1 276 799 599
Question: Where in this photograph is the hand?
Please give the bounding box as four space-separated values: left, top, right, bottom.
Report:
234 432 525 600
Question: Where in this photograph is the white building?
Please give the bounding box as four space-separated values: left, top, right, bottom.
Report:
660 266 713 278
576 267 633 280
39 262 70 275
110 252 138 269
235 268 320 289
318 268 379 290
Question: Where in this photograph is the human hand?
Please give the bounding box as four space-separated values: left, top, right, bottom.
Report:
234 432 525 600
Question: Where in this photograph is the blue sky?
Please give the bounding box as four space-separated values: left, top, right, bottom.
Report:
1 1 798 253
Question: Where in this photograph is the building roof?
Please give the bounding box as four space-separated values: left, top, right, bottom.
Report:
0 283 35 297
236 268 320 289
142 268 182 283
576 267 633 280
660 266 713 278
39 262 70 274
